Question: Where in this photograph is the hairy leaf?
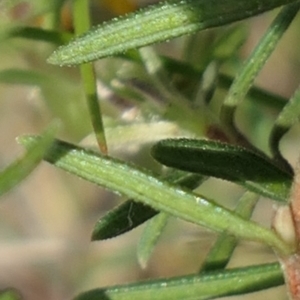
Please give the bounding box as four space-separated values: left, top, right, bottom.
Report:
74 263 283 300
48 0 298 65
92 173 202 240
18 137 292 254
152 138 292 202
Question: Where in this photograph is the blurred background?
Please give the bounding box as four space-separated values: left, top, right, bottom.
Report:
0 0 300 299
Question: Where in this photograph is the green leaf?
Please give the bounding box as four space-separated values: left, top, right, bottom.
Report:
92 173 203 240
72 0 107 153
151 138 292 202
18 137 292 255
212 25 248 61
217 73 288 111
0 69 49 86
220 3 300 137
92 200 157 240
47 0 298 65
4 26 72 45
137 211 169 269
0 125 57 196
137 173 206 268
74 263 283 300
200 192 259 272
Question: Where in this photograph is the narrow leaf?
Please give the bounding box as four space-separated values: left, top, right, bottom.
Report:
92 173 203 240
217 73 288 111
0 125 57 196
4 26 72 45
137 174 207 268
72 0 107 153
93 201 157 240
220 3 300 136
212 25 247 61
152 138 292 202
200 192 259 272
18 137 292 254
137 212 169 269
47 0 298 65
0 69 49 86
74 262 283 300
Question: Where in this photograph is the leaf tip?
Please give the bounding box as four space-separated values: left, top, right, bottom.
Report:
47 50 63 66
47 48 73 66
16 134 37 148
137 254 148 270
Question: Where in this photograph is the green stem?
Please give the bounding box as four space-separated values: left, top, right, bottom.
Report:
72 0 107 153
269 85 300 168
